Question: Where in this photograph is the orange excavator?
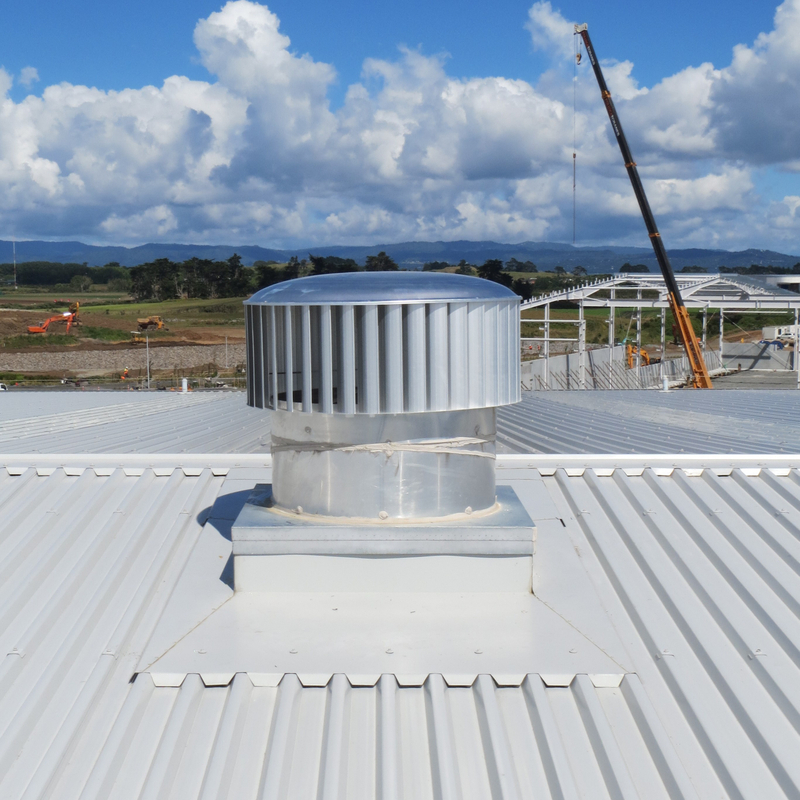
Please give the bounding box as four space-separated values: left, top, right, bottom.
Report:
575 24 712 388
28 302 80 334
626 343 656 368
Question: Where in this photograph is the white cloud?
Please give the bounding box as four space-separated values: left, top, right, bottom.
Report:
0 0 797 251
710 0 800 164
525 1 574 59
19 67 39 88
100 205 178 238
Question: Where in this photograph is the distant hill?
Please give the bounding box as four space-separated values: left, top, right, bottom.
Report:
0 239 797 273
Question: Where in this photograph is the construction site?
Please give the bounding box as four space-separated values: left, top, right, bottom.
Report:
2 20 800 800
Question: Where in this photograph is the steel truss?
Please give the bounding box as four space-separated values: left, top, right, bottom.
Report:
520 273 800 389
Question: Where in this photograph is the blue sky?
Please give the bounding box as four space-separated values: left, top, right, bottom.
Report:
0 0 797 251
2 0 777 101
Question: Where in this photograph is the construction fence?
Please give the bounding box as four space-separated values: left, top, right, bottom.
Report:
522 346 724 391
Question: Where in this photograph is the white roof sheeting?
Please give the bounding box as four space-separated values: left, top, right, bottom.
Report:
0 392 269 454
498 389 800 454
3 388 800 455
2 453 800 798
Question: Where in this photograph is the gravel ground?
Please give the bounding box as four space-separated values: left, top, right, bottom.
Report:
0 343 246 375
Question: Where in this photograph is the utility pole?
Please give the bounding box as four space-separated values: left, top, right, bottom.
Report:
12 237 17 291
146 333 150 390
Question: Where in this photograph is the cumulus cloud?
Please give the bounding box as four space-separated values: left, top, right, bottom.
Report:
710 0 800 164
19 67 39 88
0 0 797 251
525 1 573 59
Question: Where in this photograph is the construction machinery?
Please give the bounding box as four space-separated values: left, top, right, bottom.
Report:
625 343 657 368
137 316 166 331
575 24 712 389
28 302 79 334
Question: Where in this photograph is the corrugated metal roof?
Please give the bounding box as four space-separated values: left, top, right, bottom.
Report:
0 390 185 420
0 392 269 454
2 453 800 798
4 388 800 455
498 389 800 454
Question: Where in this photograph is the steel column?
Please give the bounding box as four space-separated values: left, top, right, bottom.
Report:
660 307 665 382
796 308 799 389
543 303 550 389
702 309 707 351
608 289 615 369
636 306 642 382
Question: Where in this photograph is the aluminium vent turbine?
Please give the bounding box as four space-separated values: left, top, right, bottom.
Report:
244 272 520 520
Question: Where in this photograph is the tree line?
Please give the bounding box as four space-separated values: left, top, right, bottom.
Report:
129 255 253 300
0 261 130 288
0 253 568 302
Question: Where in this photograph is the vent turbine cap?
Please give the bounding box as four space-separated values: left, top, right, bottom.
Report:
245 271 521 415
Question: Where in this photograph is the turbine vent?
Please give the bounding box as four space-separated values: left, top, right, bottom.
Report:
245 273 520 415
244 272 521 520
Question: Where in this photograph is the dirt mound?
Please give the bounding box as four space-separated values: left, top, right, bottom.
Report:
0 310 50 336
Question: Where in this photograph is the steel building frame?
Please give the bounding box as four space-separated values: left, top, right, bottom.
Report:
521 273 800 389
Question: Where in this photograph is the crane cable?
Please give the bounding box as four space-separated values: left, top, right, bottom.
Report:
623 309 635 343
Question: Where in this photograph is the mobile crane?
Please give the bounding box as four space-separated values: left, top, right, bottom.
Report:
574 24 712 388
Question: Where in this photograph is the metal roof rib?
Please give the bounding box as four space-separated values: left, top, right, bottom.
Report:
5 389 800 455
0 393 269 455
0 460 800 800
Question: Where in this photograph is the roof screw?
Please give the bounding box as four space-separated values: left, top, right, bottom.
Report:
474 648 483 654
289 649 298 654
385 648 394 654
465 506 473 515
378 510 388 520
295 506 303 515
569 648 577 653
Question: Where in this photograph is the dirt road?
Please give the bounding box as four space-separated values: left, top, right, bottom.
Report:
0 343 246 376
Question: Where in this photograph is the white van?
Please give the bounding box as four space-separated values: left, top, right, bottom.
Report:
0 383 8 391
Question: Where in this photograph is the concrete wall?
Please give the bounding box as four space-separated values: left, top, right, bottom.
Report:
522 346 723 391
520 340 799 391
721 342 796 370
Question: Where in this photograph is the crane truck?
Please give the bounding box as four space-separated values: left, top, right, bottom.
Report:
575 24 712 389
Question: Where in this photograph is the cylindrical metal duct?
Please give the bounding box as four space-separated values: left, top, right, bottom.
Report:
271 407 496 519
244 272 520 519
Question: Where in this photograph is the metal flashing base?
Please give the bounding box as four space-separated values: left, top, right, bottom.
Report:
233 484 535 555
140 591 629 681
231 484 535 592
